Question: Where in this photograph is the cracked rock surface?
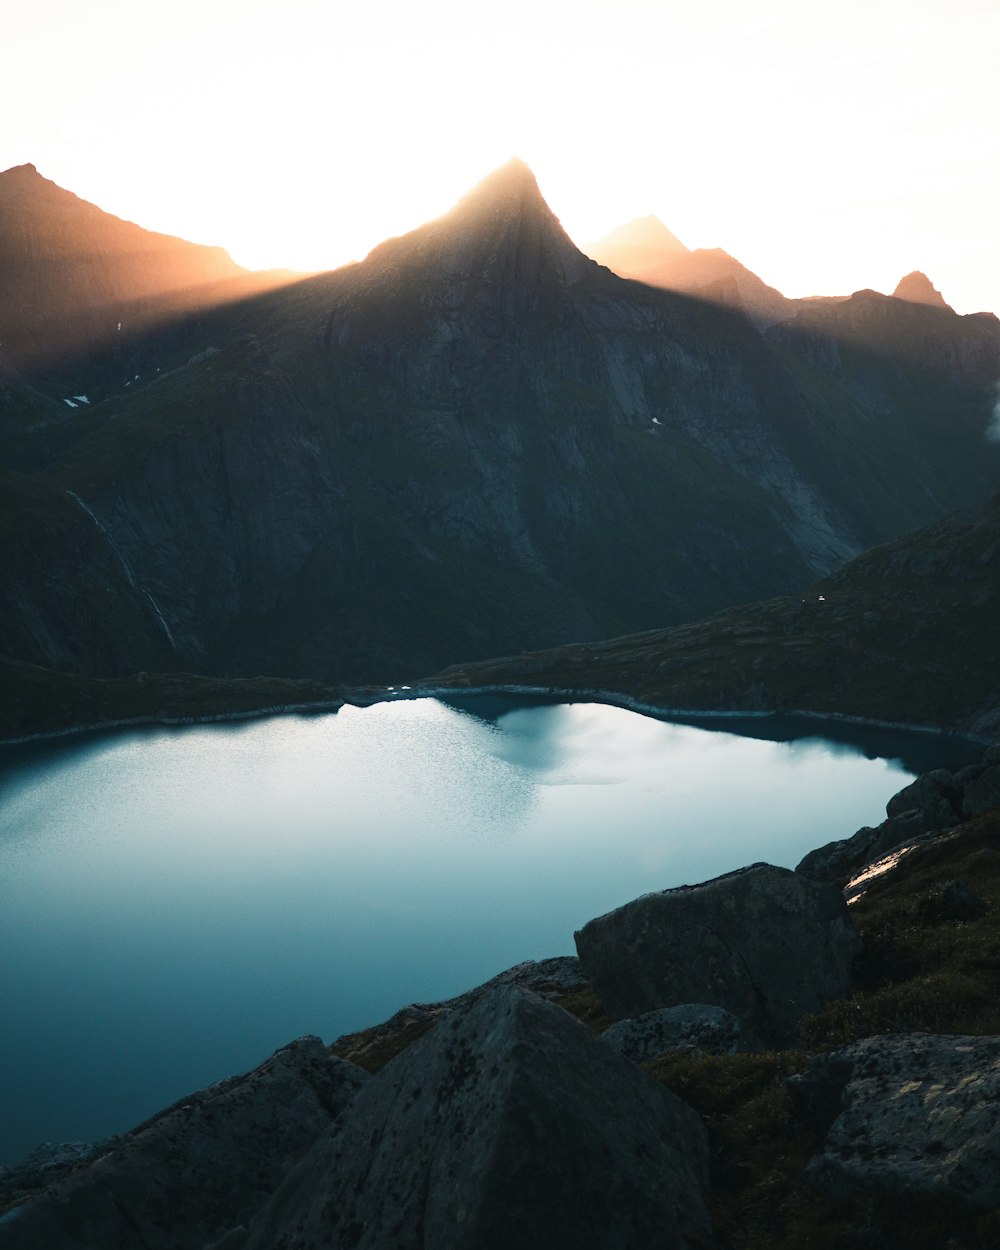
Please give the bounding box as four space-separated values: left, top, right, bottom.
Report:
238 984 715 1250
804 1033 1000 1211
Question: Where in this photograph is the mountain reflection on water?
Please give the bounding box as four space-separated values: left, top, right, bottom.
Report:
0 697 983 1166
436 692 982 777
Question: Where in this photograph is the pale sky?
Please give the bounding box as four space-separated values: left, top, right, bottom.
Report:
3 0 998 313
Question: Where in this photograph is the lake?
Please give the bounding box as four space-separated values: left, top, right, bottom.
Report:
0 694 982 1165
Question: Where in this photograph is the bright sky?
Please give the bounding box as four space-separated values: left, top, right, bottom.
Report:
4 0 998 313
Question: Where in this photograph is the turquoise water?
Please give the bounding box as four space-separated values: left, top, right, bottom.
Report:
0 696 980 1164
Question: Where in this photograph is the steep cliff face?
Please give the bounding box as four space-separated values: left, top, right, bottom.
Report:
5 161 1000 685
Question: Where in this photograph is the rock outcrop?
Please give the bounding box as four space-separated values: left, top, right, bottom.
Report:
574 863 861 1046
0 1037 368 1250
330 956 589 1072
958 747 1000 818
798 750 1000 885
236 986 715 1250
601 1003 762 1062
799 1034 1000 1211
892 270 953 310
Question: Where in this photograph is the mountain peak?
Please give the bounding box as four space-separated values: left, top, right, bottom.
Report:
589 216 690 259
453 157 545 215
0 162 53 203
360 158 595 294
893 271 952 311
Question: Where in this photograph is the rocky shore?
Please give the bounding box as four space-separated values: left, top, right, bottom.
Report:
2 748 998 1249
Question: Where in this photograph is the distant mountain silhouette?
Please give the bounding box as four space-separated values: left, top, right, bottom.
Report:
892 270 953 311
586 215 690 270
2 160 998 696
586 215 790 324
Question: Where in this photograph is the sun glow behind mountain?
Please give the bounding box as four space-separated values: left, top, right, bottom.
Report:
4 0 999 312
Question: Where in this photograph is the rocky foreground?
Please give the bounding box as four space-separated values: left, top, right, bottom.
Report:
1 750 998 1248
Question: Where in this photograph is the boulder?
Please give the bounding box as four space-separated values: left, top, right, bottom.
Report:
885 769 960 828
602 1003 763 1062
798 758 998 884
959 762 1000 819
861 810 934 865
803 1034 1000 1211
331 955 589 1071
796 825 878 883
574 863 861 1046
239 985 715 1250
0 1036 368 1250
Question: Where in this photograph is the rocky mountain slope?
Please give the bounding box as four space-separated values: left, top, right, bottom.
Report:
3 161 998 694
422 490 1000 740
0 163 291 412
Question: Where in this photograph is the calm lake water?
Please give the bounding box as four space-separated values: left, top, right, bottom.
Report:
0 695 982 1164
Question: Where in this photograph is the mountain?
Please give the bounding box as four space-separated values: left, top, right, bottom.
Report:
586 215 791 324
422 491 1000 740
585 214 689 272
2 159 999 697
0 163 292 416
893 270 953 311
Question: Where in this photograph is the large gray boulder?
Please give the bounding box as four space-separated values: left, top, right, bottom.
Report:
238 985 715 1250
331 956 590 1071
0 1037 368 1250
602 1004 763 1063
802 1034 1000 1211
575 863 861 1046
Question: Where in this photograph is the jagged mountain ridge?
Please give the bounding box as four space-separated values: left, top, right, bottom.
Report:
586 213 792 324
3 159 999 687
586 214 981 334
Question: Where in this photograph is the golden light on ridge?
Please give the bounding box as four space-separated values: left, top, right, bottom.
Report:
3 0 998 312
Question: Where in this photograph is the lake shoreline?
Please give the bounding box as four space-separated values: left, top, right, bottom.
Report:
2 681 991 751
1 698 958 1169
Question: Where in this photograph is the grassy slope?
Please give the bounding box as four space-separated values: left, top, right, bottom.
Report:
420 492 1000 739
0 654 342 743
